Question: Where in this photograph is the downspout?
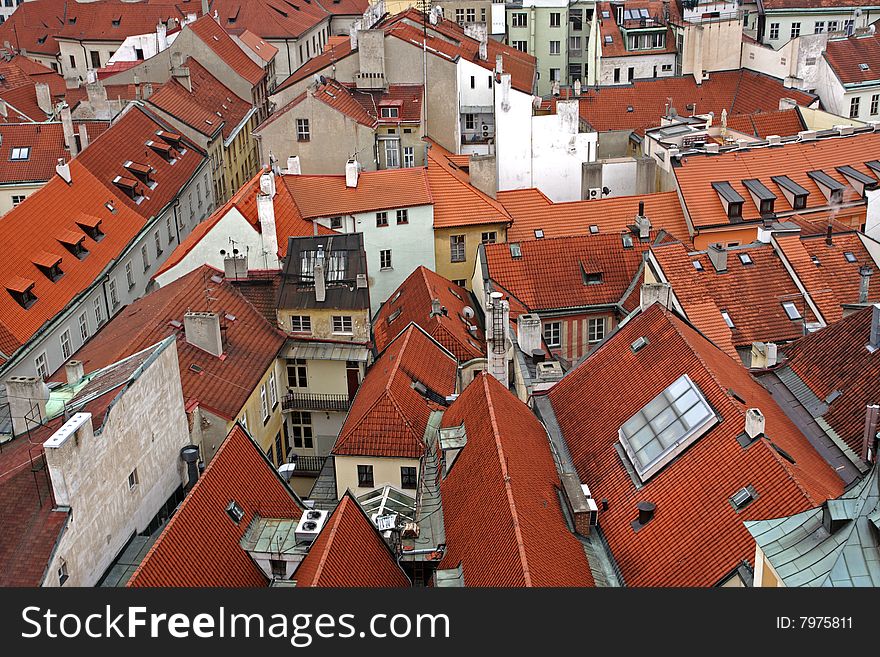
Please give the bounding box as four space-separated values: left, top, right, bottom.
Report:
101 274 112 322
173 199 181 245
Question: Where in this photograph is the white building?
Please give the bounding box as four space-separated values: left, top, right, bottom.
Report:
815 31 880 121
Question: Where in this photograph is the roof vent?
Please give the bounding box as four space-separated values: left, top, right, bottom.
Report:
631 501 655 531
295 509 329 544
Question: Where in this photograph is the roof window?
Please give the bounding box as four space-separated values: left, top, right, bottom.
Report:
10 147 30 161
738 253 753 266
6 277 37 309
589 225 599 234
622 233 634 248
387 308 402 323
226 500 245 523
781 301 802 320
534 229 544 239
721 309 735 328
692 259 704 271
509 242 522 258
730 485 758 511
844 251 858 263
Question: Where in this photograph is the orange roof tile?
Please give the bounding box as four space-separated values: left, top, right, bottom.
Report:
545 304 844 586
188 14 265 86
440 373 595 587
823 31 880 85
236 29 278 63
597 1 677 59
211 0 330 40
0 121 108 184
128 423 303 587
332 324 457 459
724 107 806 139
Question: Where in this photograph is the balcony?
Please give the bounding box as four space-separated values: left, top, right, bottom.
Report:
285 454 327 476
282 392 351 413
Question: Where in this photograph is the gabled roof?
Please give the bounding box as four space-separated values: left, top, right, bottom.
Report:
545 304 844 586
439 373 595 587
210 0 331 40
597 1 677 59
294 493 410 587
0 121 109 184
332 324 457 459
374 266 484 362
651 240 820 348
55 1 182 43
128 423 303 587
576 70 816 136
0 83 50 123
188 14 265 86
725 107 806 139
50 265 286 422
236 29 279 63
499 188 689 243
825 32 880 85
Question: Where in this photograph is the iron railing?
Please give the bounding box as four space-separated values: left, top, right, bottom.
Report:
282 392 351 413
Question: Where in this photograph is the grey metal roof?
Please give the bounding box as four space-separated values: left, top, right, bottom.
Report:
278 234 370 311
775 366 828 418
287 340 370 362
745 465 880 587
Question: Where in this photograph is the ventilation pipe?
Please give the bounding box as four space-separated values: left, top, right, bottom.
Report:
862 404 880 463
180 445 201 491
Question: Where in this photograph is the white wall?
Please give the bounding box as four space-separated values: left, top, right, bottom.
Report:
459 58 495 108
530 100 597 201
600 159 640 197
599 53 677 85
495 74 535 192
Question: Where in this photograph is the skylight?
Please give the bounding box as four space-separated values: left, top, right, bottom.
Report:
388 308 402 323
860 63 870 71
226 500 245 523
534 229 544 239
604 35 613 43
738 253 753 265
589 225 599 234
618 374 718 482
782 301 802 320
692 260 704 271
721 310 735 328
622 233 634 248
811 255 820 266
10 147 30 161
509 243 522 258
844 251 857 263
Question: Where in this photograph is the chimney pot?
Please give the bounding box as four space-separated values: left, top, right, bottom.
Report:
826 224 833 246
180 444 201 490
430 298 442 316
637 501 656 526
531 348 545 364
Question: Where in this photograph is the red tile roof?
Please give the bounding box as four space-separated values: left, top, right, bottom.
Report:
674 132 880 229
294 493 410 587
236 29 279 63
545 304 844 586
211 0 329 40
597 1 677 59
781 304 880 454
0 121 109 184
439 373 595 587
499 188 690 243
50 265 286 422
725 107 806 139
577 70 816 136
128 423 303 587
313 0 367 16
0 83 50 123
824 32 880 85
483 233 649 313
374 266 485 362
0 0 67 56
56 1 183 43
188 14 265 86
333 324 458 458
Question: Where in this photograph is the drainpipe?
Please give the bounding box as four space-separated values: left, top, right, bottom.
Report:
101 274 112 321
173 199 181 245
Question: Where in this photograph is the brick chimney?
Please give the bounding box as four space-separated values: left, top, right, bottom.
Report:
5 376 50 436
184 312 224 357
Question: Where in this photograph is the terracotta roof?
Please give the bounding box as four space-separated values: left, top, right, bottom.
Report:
230 271 282 325
128 423 303 587
0 0 67 56
545 304 844 586
374 266 485 362
597 1 677 59
50 265 286 422
0 84 50 123
210 0 330 40
188 14 265 86
499 188 689 243
824 32 880 85
236 29 278 63
577 70 816 136
322 35 349 53
332 324 457 458
725 108 806 139
426 141 511 229
0 121 109 184
56 1 183 43
313 0 367 16
674 132 880 229
294 493 410 587
439 373 595 587
780 304 880 454
283 168 433 218
483 233 649 313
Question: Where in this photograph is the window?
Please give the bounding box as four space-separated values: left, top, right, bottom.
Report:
782 301 802 320
9 147 30 161
384 140 400 168
403 147 414 168
380 106 399 118
814 21 825 34
544 321 561 348
549 41 560 55
470 75 475 89
79 312 89 341
692 260 704 271
450 235 466 262
226 501 245 523
260 384 269 422
452 279 467 287
845 19 854 34
464 113 475 130
57 560 68 586
662 64 673 72
290 411 313 449
588 317 606 343
550 12 561 27
357 464 374 488
89 50 100 68
109 278 119 307
512 40 528 52
828 20 839 32
510 242 522 258
570 8 583 31
296 118 310 142
196 183 202 209
511 13 527 27
844 251 858 263
628 67 635 82
851 97 861 118
570 36 582 50
35 352 48 380
128 468 139 490
619 374 717 482
332 315 353 334
721 310 735 328
614 68 620 83
396 209 408 224
94 297 104 326
550 68 560 82
481 231 497 244
69 54 76 69
268 371 278 409
769 23 779 40
380 249 392 269
376 211 388 227
401 466 417 489
290 315 311 333
330 216 343 230
790 22 800 39
11 194 25 206
125 262 135 289
166 216 174 242
287 358 307 388
872 94 879 116
141 245 150 271
154 231 162 258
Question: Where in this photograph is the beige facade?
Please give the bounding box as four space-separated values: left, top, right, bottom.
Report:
278 307 371 342
334 454 421 500
752 545 783 587
233 358 287 466
434 223 507 290
59 38 126 80
0 182 43 217
223 112 260 198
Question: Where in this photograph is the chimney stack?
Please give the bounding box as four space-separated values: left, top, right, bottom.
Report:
430 298 442 317
745 408 765 439
286 155 302 175
870 303 880 351
61 105 77 156
707 244 728 272
180 445 201 491
56 158 71 184
256 192 279 267
860 266 873 303
65 360 84 385
640 282 671 311
201 0 210 16
345 159 359 188
487 292 510 384
223 254 247 279
259 171 276 198
43 412 95 508
862 404 880 463
636 501 656 526
184 312 224 357
157 21 168 51
78 123 90 151
516 313 542 355
826 224 833 246
35 82 53 117
634 202 651 238
5 376 50 436
314 245 326 302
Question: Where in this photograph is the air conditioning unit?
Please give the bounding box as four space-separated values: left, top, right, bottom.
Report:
586 497 599 526
372 513 398 532
588 187 602 199
356 273 367 288
295 509 329 544
481 124 490 131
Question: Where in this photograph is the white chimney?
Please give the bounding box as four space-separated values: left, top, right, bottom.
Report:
870 303 880 351
259 171 276 198
495 54 503 75
640 282 671 311
65 360 84 385
224 254 247 279
256 192 279 267
516 313 542 355
56 158 71 184
183 312 224 357
5 376 50 436
78 123 90 151
345 160 359 188
43 412 95 508
745 408 765 439
286 155 302 175
35 82 53 117
430 298 442 317
487 292 510 385
157 21 168 51
707 244 728 272
314 245 326 303
61 105 77 156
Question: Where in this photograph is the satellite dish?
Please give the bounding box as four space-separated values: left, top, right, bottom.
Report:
462 305 475 319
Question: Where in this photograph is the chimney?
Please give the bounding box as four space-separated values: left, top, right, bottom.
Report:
745 408 765 439
464 22 488 61
223 254 247 279
256 192 279 267
487 291 510 384
861 404 880 463
495 54 503 76
5 376 50 436
349 22 360 51
157 21 168 51
825 224 833 246
201 0 210 16
61 105 77 156
259 171 276 198
314 245 326 303
640 282 671 311
65 360 84 385
707 244 728 272
77 123 90 151
560 473 598 536
184 312 224 357
35 82 53 116
85 79 109 111
345 159 359 188
634 201 651 238
430 298 442 317
56 158 71 184
180 444 201 491
142 82 153 100
859 266 873 303
516 313 542 355
636 501 656 526
574 78 582 97
43 412 95 508
171 64 192 92
870 303 880 351
286 155 301 175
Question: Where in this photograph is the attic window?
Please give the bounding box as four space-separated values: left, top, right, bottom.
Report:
581 265 602 285
146 140 176 163
33 253 63 282
730 485 758 511
692 260 704 271
844 251 858 263
771 175 809 210
622 233 634 248
738 253 753 266
113 176 143 202
58 232 89 260
618 374 718 483
604 35 613 44
630 336 649 353
112 17 121 27
380 106 399 118
534 229 544 239
68 17 76 24
781 301 802 320
807 170 845 204
448 287 463 300
391 290 402 303
509 242 522 258
124 160 155 187
589 225 599 234
77 219 105 242
6 278 37 309
10 147 30 161
387 308 402 323
811 255 820 266
226 500 245 524
711 181 744 221
721 309 735 328
861 63 870 71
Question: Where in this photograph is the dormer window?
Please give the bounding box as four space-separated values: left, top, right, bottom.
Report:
77 217 105 242
156 130 186 154
771 175 809 210
836 165 876 197
58 230 89 260
146 139 176 163
124 161 156 188
807 170 845 204
711 181 744 222
33 252 64 282
380 106 399 118
112 16 121 27
113 175 143 202
6 277 37 309
581 263 603 285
